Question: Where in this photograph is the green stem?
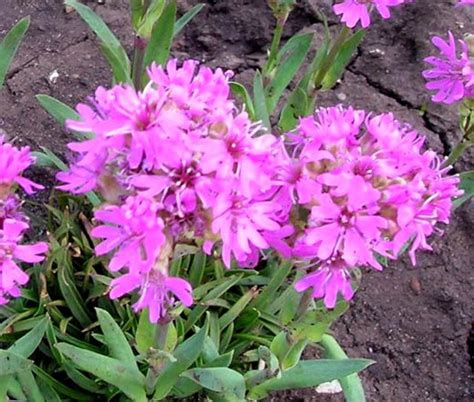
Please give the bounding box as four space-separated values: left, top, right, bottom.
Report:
312 25 351 90
264 22 284 79
145 320 170 394
132 36 147 90
295 288 313 320
442 140 472 168
320 334 366 402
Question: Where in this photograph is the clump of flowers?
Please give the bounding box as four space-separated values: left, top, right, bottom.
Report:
423 31 474 104
58 60 287 322
0 136 48 305
333 0 408 28
282 106 461 308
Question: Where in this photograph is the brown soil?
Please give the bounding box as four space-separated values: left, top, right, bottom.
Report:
0 0 473 400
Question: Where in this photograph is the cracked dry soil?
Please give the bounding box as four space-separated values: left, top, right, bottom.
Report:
0 0 473 400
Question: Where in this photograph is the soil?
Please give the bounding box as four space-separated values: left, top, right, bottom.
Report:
0 0 473 401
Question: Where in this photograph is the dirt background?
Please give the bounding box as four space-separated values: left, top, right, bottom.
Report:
0 0 473 400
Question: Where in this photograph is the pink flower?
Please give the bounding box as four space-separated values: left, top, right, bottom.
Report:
0 136 43 195
333 0 406 28
110 271 193 323
295 257 355 309
92 196 166 273
423 32 474 104
457 0 474 5
0 219 48 305
286 106 461 308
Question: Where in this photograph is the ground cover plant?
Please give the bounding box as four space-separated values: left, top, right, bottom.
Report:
0 0 473 401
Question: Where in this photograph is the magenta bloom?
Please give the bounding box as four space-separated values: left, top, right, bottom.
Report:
0 219 48 305
423 32 474 104
92 196 165 273
0 136 43 195
110 271 193 323
286 106 461 308
457 0 474 5
333 0 406 28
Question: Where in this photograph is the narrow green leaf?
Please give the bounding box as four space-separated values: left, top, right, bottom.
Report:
36 94 79 127
57 251 91 327
100 43 132 84
0 17 29 88
184 274 243 332
137 0 166 37
278 87 309 131
248 359 373 400
36 376 62 402
253 71 270 130
322 29 365 90
8 316 48 358
321 334 366 402
205 350 234 368
5 377 26 400
266 33 313 113
64 0 130 79
16 369 45 402
32 365 92 401
130 0 145 30
96 308 138 370
153 319 209 400
219 322 234 353
189 252 207 288
63 362 105 394
182 368 246 399
174 4 204 36
251 259 292 311
230 81 256 120
56 343 147 401
0 350 31 376
218 288 257 330
144 0 176 68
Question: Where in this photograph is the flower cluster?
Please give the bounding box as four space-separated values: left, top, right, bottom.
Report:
282 106 461 308
59 60 287 321
0 136 47 305
333 0 408 28
423 31 474 104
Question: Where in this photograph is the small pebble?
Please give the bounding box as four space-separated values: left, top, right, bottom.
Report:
410 277 422 295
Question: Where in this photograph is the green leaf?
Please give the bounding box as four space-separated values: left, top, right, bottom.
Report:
0 350 32 376
16 369 45 402
248 358 373 400
130 0 145 30
36 376 62 402
32 148 67 171
171 376 202 398
63 361 105 394
135 309 156 355
206 350 234 368
230 81 256 120
218 288 257 330
282 339 308 371
32 365 92 401
100 43 133 84
144 0 176 68
321 29 365 90
153 319 209 400
8 316 48 358
174 4 204 37
253 71 270 130
454 170 474 207
137 0 166 38
266 33 313 113
184 274 243 333
321 334 366 402
182 368 246 400
96 308 138 369
35 95 81 130
56 250 91 327
0 16 29 88
250 259 292 312
55 343 146 401
64 0 130 82
189 252 207 288
278 87 309 131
